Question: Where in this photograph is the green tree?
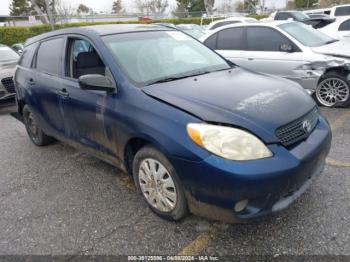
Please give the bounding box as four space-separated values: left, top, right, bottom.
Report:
188 0 205 12
112 0 123 13
294 0 318 8
9 0 31 16
77 4 91 14
174 0 205 16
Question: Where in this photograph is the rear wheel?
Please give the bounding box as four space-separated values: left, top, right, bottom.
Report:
133 145 187 221
315 72 350 107
23 105 54 146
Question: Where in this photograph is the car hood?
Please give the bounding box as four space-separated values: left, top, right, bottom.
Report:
0 60 17 78
312 41 350 58
143 68 315 143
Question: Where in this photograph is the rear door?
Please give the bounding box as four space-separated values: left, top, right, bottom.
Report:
30 37 66 136
204 27 248 66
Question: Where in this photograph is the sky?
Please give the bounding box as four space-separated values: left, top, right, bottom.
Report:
0 0 287 16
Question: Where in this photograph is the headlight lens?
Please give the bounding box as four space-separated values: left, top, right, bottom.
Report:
187 123 273 161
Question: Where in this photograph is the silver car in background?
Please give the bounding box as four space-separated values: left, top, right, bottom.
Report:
200 21 350 107
206 17 257 31
0 45 19 102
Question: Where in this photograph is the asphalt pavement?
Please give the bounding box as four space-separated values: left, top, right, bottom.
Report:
0 104 349 258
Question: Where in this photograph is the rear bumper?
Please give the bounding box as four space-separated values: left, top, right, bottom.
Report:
170 115 332 223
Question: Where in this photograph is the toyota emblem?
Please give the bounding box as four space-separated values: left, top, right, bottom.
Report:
302 120 312 133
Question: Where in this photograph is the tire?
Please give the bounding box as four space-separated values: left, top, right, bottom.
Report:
133 145 187 221
315 72 350 108
23 105 54 146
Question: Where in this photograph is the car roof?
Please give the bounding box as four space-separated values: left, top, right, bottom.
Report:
334 15 350 22
277 10 300 13
216 20 292 29
25 24 173 46
0 45 11 49
209 17 256 24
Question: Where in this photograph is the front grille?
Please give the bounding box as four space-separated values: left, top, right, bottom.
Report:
276 107 319 146
1 77 15 94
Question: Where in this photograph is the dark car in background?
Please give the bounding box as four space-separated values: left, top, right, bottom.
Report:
15 24 331 223
0 44 19 103
274 11 335 28
11 43 24 55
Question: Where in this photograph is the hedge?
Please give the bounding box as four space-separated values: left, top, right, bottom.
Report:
0 15 268 46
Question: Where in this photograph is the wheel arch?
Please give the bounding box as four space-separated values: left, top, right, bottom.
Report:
320 66 350 84
123 135 170 176
17 97 26 115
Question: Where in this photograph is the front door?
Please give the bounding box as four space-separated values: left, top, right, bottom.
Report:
59 37 114 155
215 26 306 82
236 27 305 81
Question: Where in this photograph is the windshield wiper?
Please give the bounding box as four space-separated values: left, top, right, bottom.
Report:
146 71 212 85
324 39 338 45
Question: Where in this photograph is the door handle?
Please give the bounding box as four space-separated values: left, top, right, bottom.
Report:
58 88 69 98
248 58 254 61
28 78 35 86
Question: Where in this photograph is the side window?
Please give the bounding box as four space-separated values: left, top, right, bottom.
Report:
19 43 38 68
335 6 350 16
216 28 244 50
246 27 292 52
66 38 106 79
339 19 350 31
204 33 217 49
36 38 64 75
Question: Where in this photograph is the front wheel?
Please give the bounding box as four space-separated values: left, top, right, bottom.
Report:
133 145 187 221
315 72 350 107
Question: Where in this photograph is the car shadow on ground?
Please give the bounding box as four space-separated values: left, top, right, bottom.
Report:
0 103 15 115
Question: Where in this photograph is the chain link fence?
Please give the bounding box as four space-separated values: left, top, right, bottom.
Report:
0 10 256 27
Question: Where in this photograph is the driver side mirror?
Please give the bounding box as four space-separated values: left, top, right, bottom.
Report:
78 74 116 93
279 43 294 52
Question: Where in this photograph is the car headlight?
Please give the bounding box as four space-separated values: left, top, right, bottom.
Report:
187 123 273 161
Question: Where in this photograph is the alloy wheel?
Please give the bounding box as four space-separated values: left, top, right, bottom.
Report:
316 78 350 107
138 158 177 212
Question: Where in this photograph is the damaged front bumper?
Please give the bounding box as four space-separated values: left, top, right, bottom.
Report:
169 115 332 223
287 59 350 93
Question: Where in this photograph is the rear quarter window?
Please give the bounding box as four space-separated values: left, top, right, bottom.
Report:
204 33 217 49
18 43 38 68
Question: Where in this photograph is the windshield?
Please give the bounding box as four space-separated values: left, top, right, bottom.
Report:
182 29 205 39
278 22 336 47
103 30 230 86
293 12 310 20
0 47 19 62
